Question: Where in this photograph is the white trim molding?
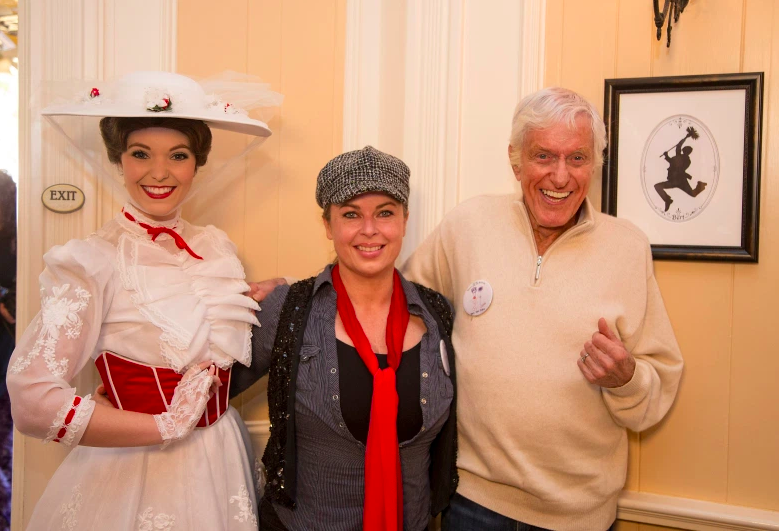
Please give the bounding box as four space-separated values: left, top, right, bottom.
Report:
519 0 546 101
618 491 779 531
400 0 463 259
342 0 382 151
245 420 271 433
245 419 272 456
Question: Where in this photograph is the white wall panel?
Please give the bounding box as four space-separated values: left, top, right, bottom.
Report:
458 0 524 202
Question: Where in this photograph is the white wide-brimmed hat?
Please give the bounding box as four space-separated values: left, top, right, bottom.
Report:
41 70 279 137
39 71 282 211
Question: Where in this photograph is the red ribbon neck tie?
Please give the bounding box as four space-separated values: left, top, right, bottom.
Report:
331 264 410 531
123 210 203 260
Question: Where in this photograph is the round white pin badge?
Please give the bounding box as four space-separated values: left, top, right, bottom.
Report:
462 280 493 317
439 340 450 376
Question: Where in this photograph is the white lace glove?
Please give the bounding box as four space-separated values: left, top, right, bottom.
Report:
154 363 217 449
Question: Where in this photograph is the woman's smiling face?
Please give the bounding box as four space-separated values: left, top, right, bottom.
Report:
324 192 408 280
120 127 197 221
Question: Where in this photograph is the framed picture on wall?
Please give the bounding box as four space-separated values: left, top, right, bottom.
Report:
602 73 763 262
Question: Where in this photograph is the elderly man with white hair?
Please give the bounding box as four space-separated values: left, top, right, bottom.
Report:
402 87 684 531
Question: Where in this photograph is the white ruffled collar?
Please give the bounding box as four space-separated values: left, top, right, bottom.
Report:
115 223 258 371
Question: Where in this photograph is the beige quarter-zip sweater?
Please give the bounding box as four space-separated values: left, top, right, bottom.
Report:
402 192 683 531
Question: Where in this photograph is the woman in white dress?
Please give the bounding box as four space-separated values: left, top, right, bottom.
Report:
7 71 280 530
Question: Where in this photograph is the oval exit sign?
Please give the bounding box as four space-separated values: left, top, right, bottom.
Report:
42 184 85 214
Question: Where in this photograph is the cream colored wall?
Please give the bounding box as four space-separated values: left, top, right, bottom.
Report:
544 1 779 529
176 0 346 425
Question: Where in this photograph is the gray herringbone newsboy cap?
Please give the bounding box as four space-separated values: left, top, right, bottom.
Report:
315 146 410 209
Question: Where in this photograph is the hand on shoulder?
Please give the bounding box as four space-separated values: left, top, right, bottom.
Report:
245 277 288 302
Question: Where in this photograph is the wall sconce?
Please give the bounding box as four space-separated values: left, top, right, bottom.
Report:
653 0 689 47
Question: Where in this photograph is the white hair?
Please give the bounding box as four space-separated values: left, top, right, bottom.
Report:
508 87 607 172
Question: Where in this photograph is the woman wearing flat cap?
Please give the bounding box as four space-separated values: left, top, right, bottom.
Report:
230 146 458 531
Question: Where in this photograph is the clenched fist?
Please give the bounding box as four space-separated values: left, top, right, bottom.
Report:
577 318 636 388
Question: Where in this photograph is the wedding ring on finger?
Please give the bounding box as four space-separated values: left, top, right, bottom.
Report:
581 353 590 363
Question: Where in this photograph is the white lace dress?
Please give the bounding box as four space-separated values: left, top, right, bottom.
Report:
7 203 261 530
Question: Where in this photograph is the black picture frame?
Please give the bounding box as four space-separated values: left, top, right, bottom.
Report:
602 73 763 262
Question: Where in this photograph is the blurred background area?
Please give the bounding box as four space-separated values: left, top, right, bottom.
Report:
0 1 17 531
0 0 17 183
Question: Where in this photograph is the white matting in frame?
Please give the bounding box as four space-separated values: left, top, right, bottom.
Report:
616 89 744 247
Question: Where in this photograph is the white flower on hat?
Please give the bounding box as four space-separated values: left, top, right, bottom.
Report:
74 87 104 105
205 94 222 108
205 94 248 116
223 102 248 116
144 88 172 112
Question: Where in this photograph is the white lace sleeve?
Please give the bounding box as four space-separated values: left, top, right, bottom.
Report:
7 238 113 447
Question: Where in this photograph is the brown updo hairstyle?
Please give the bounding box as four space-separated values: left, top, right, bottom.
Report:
99 117 213 168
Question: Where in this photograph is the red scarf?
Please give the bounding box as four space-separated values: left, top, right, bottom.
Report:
123 210 203 260
331 264 409 531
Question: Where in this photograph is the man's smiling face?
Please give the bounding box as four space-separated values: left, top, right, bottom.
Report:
513 114 594 241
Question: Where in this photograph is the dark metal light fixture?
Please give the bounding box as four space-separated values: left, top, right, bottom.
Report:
653 0 689 47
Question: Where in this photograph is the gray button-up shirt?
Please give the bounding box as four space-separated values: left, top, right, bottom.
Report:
234 266 453 531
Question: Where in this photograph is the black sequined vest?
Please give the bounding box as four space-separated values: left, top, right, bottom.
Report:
262 278 458 517
262 277 316 509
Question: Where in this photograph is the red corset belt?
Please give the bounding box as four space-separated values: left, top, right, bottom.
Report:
95 352 232 428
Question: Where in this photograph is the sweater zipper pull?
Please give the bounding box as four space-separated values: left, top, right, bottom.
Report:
535 256 542 281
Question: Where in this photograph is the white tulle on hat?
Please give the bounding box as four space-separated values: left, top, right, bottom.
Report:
39 70 283 209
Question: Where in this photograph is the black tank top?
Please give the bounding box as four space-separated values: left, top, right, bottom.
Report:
336 339 423 445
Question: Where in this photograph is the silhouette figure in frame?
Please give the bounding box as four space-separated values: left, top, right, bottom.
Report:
654 126 708 212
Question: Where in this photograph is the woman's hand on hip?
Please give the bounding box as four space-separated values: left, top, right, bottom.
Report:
92 384 113 407
154 361 221 448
